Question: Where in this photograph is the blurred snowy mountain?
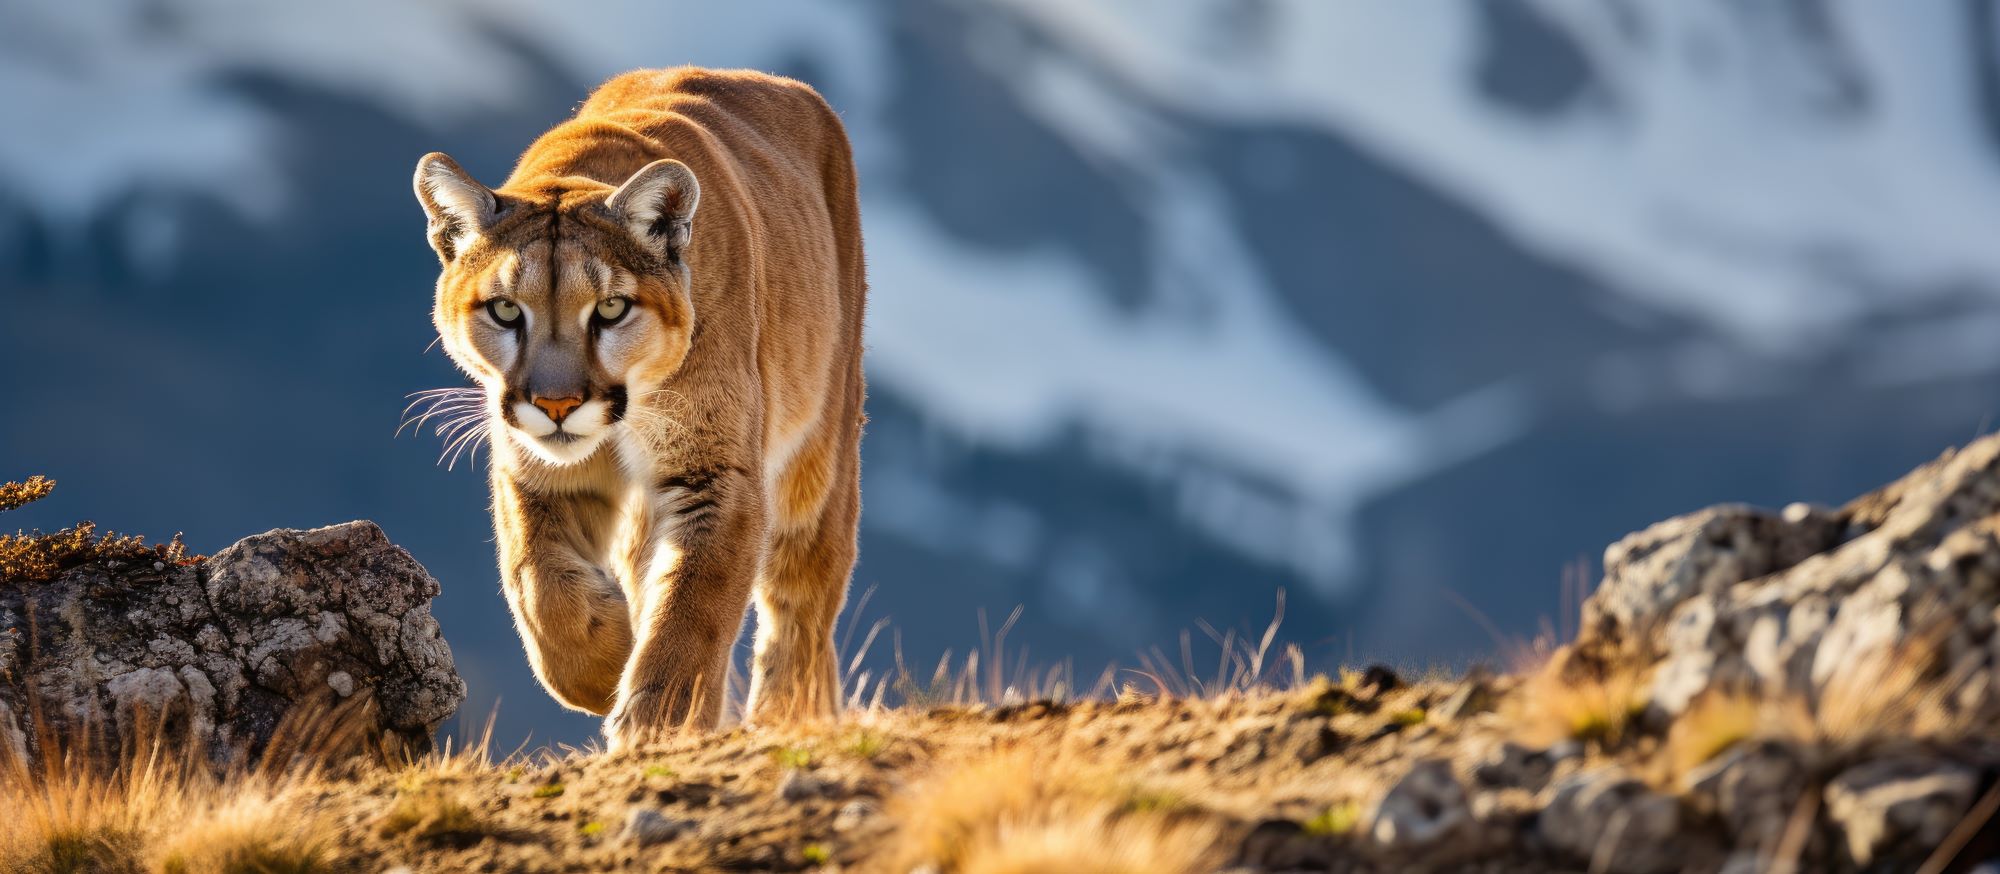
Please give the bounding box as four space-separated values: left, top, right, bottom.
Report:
6 0 2000 744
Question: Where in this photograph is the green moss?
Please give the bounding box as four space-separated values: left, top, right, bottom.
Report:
842 730 886 760
1121 788 1190 815
771 746 813 770
1301 801 1362 837
1304 679 1358 717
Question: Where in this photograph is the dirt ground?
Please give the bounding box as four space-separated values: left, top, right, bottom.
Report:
308 673 1566 874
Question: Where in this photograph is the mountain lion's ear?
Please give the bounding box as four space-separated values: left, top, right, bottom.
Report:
605 159 699 262
414 152 497 263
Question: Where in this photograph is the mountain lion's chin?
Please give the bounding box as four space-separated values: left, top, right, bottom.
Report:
515 429 608 466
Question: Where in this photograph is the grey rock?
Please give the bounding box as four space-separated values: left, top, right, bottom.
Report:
1824 756 1977 867
1716 851 1763 874
776 768 834 801
1367 758 1469 851
622 807 692 847
1682 740 1807 851
1539 769 1687 874
1473 741 1554 792
1586 503 1839 645
0 521 464 768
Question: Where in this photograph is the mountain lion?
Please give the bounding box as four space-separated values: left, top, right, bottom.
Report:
412 68 866 747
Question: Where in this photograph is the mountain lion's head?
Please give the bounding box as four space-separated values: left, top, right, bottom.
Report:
414 152 699 466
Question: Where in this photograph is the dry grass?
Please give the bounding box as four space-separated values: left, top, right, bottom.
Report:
1811 631 1975 747
854 592 1306 712
882 748 1227 874
0 694 506 874
156 794 333 874
0 739 336 874
377 787 489 844
1509 651 1651 748
1667 689 1767 775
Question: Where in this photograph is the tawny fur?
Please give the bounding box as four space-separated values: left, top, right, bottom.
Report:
414 68 866 748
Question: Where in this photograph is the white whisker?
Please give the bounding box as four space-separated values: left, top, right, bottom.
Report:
403 386 494 473
399 400 484 438
440 420 491 471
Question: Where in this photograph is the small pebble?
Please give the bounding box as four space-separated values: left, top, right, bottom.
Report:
622 807 691 847
833 799 877 831
776 769 831 801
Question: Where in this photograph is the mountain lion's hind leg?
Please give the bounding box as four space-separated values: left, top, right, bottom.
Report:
746 434 859 724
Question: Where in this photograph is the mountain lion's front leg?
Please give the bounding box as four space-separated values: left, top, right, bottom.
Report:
493 478 634 715
604 462 764 749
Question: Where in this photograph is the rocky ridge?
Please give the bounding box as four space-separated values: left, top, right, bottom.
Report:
8 436 2000 871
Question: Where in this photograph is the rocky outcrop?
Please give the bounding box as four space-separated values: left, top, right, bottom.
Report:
1474 433 2000 872
1579 434 2000 722
1245 435 2000 873
0 521 464 768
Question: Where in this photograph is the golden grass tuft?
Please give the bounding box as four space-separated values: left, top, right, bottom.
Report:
882 748 1226 874
378 787 488 843
0 740 337 874
1666 689 1766 776
1811 632 1974 747
157 794 332 874
1663 632 1977 781
0 692 511 873
1510 651 1651 748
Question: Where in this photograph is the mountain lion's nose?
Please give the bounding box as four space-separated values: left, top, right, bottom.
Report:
531 395 584 425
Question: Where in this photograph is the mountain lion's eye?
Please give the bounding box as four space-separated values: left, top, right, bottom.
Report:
487 299 523 327
595 297 630 324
